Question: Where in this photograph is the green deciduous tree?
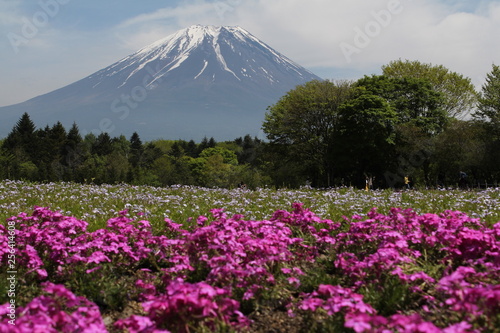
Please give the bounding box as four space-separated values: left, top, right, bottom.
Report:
356 75 448 135
382 59 478 119
190 147 240 187
354 75 448 187
199 147 238 166
262 79 353 187
334 88 398 186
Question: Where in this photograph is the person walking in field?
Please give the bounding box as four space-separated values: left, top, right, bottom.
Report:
404 176 411 189
365 176 373 191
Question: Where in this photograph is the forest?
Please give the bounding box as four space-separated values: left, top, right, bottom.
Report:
1 60 499 189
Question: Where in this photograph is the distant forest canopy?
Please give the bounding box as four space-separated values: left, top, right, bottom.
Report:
1 60 499 189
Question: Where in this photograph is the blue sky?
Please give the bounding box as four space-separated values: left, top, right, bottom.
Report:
1 0 500 107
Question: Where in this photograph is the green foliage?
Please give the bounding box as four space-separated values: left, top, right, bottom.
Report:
18 161 39 179
334 88 398 185
476 64 500 135
471 64 500 181
432 120 488 184
199 147 238 166
382 59 478 119
2 113 37 167
191 148 237 188
263 79 354 187
0 119 268 189
356 75 448 135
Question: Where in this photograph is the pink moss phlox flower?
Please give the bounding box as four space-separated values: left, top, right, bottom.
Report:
388 313 443 333
344 312 388 333
442 322 475 333
298 297 324 312
180 211 312 292
114 315 169 333
438 266 500 318
164 218 188 235
287 276 301 287
197 215 208 226
300 284 375 317
232 214 245 221
21 244 48 279
0 282 106 332
391 267 435 285
345 313 476 333
86 251 111 264
139 279 249 331
210 208 226 220
136 279 157 301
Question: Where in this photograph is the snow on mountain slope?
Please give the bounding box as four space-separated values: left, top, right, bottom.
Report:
0 25 322 141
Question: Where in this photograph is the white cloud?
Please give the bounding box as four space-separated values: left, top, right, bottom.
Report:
0 0 24 26
221 0 500 87
114 2 223 51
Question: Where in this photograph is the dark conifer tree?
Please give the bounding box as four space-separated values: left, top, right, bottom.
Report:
197 136 217 155
169 142 184 158
186 140 197 157
129 132 143 168
93 132 113 156
3 113 37 160
476 64 500 138
46 122 67 180
50 122 68 156
63 123 84 180
142 143 163 168
66 123 83 150
198 136 210 155
208 137 216 148
236 135 262 165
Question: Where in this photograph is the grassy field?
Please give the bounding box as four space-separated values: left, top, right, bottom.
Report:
1 180 499 332
1 180 500 230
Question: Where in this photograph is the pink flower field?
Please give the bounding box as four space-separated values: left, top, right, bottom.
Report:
1 203 499 332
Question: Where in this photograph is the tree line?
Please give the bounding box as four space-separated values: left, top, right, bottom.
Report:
1 60 499 189
0 116 268 188
263 60 499 188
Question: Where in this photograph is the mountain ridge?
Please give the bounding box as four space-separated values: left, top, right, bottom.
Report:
0 25 322 141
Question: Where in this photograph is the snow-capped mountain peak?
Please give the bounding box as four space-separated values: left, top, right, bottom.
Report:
93 25 316 89
0 25 322 141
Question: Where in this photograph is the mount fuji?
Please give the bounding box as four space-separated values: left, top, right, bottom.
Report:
0 25 322 141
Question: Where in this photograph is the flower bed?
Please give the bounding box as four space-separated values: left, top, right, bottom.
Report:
1 203 499 332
